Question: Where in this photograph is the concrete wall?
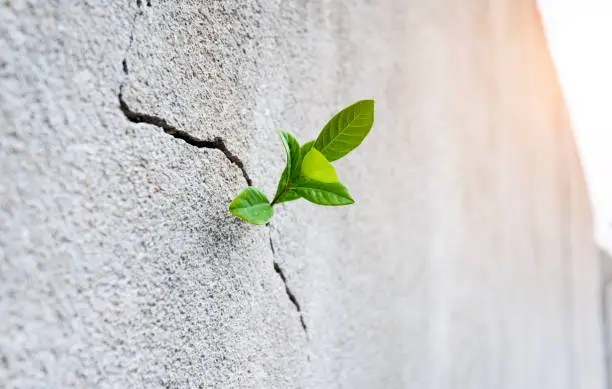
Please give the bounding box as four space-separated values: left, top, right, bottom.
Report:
0 0 606 388
600 249 612 389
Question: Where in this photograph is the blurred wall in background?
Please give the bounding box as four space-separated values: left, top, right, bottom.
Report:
0 1 606 388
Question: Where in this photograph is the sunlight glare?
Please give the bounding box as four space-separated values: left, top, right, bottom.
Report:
538 0 612 255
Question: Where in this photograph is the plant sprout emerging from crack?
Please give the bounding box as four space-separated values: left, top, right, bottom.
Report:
229 100 375 225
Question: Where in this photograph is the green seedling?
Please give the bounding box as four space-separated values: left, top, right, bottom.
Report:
229 99 375 225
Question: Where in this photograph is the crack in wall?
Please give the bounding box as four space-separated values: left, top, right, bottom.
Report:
118 90 252 186
119 3 251 185
120 0 306 338
269 231 308 335
122 6 142 76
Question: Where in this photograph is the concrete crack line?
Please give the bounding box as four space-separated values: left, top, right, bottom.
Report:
119 1 251 185
121 4 142 76
118 91 252 185
269 229 308 335
120 0 305 339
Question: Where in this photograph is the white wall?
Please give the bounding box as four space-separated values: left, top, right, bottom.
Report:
0 1 606 388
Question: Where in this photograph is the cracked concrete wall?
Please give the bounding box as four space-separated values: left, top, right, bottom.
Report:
0 0 606 388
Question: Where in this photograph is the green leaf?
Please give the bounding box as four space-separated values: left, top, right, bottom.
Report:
273 130 301 200
279 130 301 178
273 167 290 202
274 190 300 204
314 99 375 162
292 179 354 206
300 148 339 183
272 167 301 205
300 140 315 159
274 140 316 205
229 187 274 225
294 140 315 182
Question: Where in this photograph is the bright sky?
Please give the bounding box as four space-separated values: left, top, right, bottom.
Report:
538 0 612 256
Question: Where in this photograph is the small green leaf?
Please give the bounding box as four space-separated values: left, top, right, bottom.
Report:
294 140 315 181
229 187 274 225
274 140 316 205
273 167 290 202
292 179 354 206
279 130 301 178
300 140 315 159
273 130 301 201
300 148 339 183
274 190 300 204
314 100 375 162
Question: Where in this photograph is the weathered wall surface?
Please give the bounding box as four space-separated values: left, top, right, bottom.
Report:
0 0 606 388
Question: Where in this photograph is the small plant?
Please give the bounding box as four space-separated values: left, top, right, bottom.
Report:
229 100 375 225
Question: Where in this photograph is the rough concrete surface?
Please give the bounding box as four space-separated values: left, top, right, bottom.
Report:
0 0 606 388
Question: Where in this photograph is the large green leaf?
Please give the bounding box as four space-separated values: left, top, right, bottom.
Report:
314 100 375 162
228 187 274 225
300 148 339 183
273 130 301 201
292 179 354 206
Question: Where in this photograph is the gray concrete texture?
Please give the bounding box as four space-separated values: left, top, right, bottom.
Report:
0 0 606 388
